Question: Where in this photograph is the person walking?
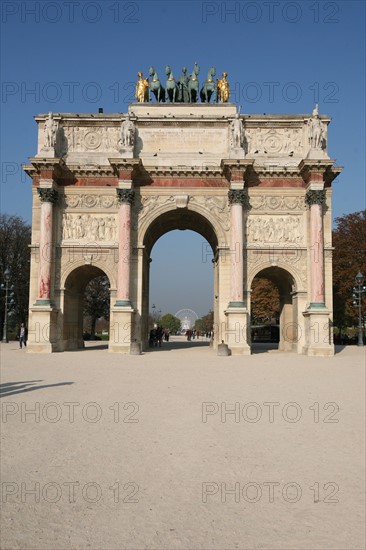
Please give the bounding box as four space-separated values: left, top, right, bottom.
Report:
18 322 28 349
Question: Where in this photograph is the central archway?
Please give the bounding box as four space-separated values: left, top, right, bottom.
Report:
139 208 220 350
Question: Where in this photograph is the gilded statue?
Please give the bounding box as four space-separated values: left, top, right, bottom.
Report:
216 71 230 103
135 71 150 103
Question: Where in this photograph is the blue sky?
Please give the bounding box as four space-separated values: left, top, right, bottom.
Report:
1 0 365 317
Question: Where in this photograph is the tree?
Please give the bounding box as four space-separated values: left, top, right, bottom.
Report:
160 313 181 333
0 215 31 336
83 276 110 338
332 210 366 329
194 310 214 332
251 277 280 324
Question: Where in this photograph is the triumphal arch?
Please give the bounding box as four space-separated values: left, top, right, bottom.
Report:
24 68 342 356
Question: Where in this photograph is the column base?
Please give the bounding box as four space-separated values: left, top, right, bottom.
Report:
109 306 137 354
308 302 326 309
223 307 251 355
228 301 246 308
114 299 132 307
26 305 61 353
33 299 53 306
302 307 334 357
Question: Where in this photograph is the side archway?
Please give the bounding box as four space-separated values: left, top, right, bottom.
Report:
62 265 111 351
248 265 301 352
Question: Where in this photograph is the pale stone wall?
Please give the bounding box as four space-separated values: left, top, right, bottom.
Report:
25 103 340 355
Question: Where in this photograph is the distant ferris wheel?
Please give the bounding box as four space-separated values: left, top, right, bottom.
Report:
175 308 199 330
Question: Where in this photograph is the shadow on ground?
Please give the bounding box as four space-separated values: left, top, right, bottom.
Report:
80 343 109 351
251 343 280 354
146 340 210 352
0 380 74 398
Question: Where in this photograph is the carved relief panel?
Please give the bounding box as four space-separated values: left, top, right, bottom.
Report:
247 215 304 244
62 194 118 209
245 127 305 157
249 194 304 212
62 213 117 242
58 126 121 154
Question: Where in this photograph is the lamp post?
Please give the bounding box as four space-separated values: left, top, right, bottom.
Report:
353 272 366 347
1 269 11 344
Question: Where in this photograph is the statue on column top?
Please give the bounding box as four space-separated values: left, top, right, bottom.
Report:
44 112 58 148
232 113 244 149
308 104 325 150
120 114 135 148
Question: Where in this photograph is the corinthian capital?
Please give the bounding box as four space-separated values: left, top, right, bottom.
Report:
305 189 326 207
228 189 251 210
116 189 135 205
37 188 58 204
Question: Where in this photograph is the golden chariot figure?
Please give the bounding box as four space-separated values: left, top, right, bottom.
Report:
216 71 230 103
135 71 150 103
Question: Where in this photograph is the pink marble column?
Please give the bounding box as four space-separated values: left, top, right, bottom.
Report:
37 188 58 303
116 189 134 306
231 202 244 304
306 190 326 307
228 189 248 307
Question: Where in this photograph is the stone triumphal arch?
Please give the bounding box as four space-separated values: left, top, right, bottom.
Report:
24 100 342 356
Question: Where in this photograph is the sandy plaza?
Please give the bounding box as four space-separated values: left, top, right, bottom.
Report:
1 339 365 550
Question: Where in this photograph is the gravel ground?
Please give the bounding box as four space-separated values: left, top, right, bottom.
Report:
1 338 365 550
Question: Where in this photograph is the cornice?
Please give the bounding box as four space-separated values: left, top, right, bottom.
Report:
299 159 343 184
144 165 223 178
65 164 115 177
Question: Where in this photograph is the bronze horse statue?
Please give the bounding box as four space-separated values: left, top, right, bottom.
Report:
200 67 216 103
187 63 200 103
149 66 165 102
165 66 179 103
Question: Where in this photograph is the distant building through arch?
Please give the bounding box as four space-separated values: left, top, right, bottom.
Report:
175 309 199 331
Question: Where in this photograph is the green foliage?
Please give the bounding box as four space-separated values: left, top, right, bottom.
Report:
194 310 214 332
332 210 366 328
0 214 31 334
83 276 110 337
160 313 181 333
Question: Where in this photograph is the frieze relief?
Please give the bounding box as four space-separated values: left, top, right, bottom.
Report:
247 250 307 287
132 194 230 232
63 194 118 209
190 195 230 230
249 195 304 211
58 126 121 153
245 128 304 156
247 215 304 244
62 213 117 241
132 195 175 230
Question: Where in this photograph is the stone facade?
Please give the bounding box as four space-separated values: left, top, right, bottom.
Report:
24 103 342 355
